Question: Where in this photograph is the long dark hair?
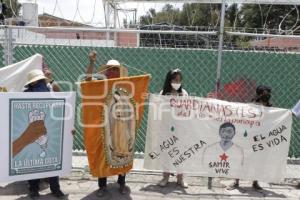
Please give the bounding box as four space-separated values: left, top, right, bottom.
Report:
162 69 183 96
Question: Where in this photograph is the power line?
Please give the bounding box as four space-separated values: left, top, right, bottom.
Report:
9 0 18 18
116 3 138 27
263 4 273 30
77 0 97 24
51 0 58 16
57 1 66 20
279 5 299 34
90 0 97 24
141 2 152 25
71 0 79 25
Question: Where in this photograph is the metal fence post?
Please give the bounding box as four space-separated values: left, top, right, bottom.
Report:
3 26 13 66
208 177 212 189
208 0 226 190
3 27 7 66
215 0 226 95
136 32 140 47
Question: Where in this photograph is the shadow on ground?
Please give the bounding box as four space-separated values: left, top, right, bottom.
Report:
232 187 287 198
0 181 28 195
140 182 188 195
140 182 287 199
81 183 132 200
0 180 59 198
15 193 69 200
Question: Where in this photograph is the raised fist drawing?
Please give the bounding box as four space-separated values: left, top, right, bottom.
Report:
13 110 47 157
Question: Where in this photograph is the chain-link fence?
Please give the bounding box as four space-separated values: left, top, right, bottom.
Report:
0 26 299 157
10 45 218 153
220 50 300 158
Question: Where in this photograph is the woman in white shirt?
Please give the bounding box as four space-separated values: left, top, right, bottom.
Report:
158 68 188 188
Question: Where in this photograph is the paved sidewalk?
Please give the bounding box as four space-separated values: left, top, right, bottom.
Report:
0 156 299 200
1 171 300 200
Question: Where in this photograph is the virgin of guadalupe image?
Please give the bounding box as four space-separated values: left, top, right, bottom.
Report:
104 88 136 167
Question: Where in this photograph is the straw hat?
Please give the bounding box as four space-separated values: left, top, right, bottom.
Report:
25 69 47 86
98 60 128 77
106 60 121 66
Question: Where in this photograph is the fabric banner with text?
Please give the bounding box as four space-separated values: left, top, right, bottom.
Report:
144 94 292 183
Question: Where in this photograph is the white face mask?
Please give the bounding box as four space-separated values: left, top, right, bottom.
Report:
171 83 181 90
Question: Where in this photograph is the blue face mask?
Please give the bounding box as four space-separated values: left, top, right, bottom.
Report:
25 80 50 92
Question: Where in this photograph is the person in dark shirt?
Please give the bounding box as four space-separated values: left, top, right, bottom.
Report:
24 69 66 199
227 85 272 191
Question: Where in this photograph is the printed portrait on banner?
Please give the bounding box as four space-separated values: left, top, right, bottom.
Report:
202 122 244 176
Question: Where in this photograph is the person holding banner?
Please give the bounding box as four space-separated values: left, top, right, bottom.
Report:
86 51 128 81
85 51 129 197
292 100 300 189
23 69 66 199
292 100 300 118
227 85 272 191
158 68 188 188
41 55 60 92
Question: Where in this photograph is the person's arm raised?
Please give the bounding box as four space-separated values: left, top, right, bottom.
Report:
85 51 97 81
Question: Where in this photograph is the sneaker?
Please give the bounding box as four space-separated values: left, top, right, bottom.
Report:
252 182 263 190
158 177 169 187
97 187 107 197
226 181 239 190
119 185 128 195
177 180 188 188
29 190 40 199
51 190 67 199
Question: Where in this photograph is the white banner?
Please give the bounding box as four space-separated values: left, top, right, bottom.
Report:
144 94 292 183
0 54 42 92
0 92 76 182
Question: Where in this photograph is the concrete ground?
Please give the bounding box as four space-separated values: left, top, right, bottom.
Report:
0 156 299 200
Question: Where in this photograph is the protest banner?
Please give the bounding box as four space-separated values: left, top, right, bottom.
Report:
81 75 150 177
145 94 292 182
0 54 42 92
0 92 75 182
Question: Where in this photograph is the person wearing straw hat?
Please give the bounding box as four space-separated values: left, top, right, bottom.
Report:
85 51 129 197
24 69 52 92
86 51 128 81
24 68 61 92
24 69 67 199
